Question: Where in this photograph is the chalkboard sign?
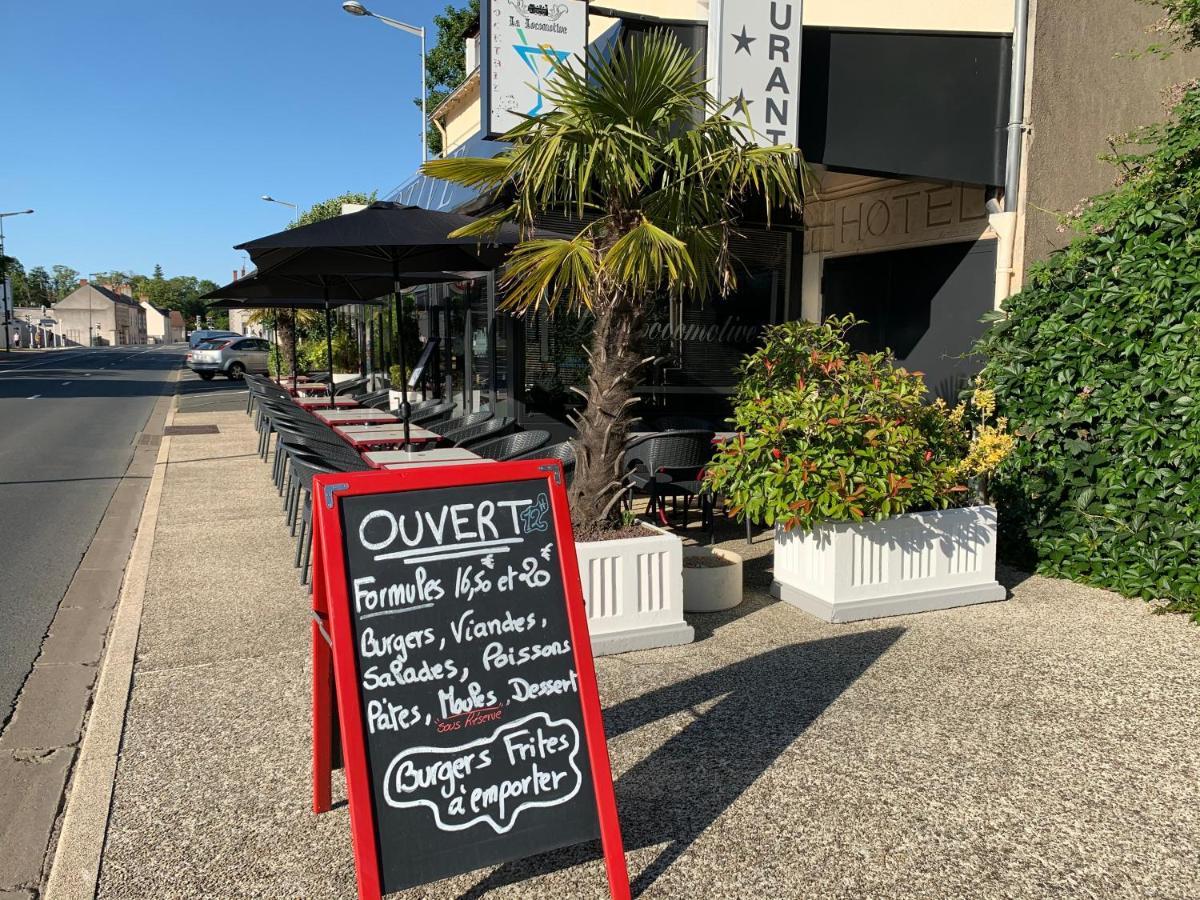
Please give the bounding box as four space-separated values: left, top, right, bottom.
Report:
310 461 629 900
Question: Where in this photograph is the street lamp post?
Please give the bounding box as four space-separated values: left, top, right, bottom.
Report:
0 209 35 353
341 0 428 163
261 195 300 224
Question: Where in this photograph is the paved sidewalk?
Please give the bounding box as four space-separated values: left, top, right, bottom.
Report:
75 392 1200 899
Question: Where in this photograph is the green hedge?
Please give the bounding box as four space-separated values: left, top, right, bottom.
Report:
976 81 1200 620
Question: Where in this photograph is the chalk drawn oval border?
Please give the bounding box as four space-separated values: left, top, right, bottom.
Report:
382 710 584 834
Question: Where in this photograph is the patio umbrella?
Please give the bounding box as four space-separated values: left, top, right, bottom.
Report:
232 202 564 441
203 270 461 409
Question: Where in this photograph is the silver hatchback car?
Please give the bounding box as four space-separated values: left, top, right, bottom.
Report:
188 336 271 380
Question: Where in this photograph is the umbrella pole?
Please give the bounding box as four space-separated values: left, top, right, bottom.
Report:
394 262 410 445
290 309 298 384
325 290 335 410
271 313 279 379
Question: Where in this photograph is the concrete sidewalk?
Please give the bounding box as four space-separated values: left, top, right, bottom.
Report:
55 387 1200 899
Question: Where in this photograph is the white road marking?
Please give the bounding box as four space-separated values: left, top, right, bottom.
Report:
27 394 41 399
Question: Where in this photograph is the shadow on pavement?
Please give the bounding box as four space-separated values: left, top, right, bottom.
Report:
457 627 905 898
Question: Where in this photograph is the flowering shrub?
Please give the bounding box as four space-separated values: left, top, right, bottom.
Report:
704 318 1012 531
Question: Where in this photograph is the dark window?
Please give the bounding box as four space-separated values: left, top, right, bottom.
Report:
821 239 997 399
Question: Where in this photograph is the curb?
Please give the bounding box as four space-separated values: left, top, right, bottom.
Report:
43 396 177 900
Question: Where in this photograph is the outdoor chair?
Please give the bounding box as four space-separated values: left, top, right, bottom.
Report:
623 430 716 529
287 451 369 585
470 430 550 462
357 389 392 410
511 440 576 486
445 417 517 448
409 402 456 426
433 410 493 439
331 375 368 398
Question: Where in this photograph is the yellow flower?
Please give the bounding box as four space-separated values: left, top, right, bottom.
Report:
958 423 1016 477
972 387 997 419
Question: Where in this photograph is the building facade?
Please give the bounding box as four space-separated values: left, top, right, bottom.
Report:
54 281 147 346
390 0 1195 426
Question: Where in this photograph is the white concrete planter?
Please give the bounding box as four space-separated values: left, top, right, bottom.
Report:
682 546 744 613
772 505 1006 623
575 522 694 655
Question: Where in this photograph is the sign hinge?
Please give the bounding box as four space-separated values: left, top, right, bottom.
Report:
323 482 350 509
538 463 562 486
311 611 333 647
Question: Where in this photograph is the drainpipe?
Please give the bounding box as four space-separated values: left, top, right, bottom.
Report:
994 0 1030 303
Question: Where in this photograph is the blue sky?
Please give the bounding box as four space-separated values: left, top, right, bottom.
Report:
2 0 450 285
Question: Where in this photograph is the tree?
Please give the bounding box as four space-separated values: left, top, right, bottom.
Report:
424 33 806 526
50 265 80 300
292 192 377 229
26 267 52 307
1 256 29 307
419 0 480 157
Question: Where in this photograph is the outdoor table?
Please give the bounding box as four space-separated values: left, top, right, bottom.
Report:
332 424 441 449
311 409 399 426
274 375 309 384
290 383 330 395
362 447 483 469
296 396 359 409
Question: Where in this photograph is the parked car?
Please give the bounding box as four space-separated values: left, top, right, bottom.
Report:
188 336 270 380
188 329 240 349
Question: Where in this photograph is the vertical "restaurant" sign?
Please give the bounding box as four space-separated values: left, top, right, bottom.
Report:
482 0 589 139
708 0 804 147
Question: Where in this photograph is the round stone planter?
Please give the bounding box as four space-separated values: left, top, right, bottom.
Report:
682 546 743 613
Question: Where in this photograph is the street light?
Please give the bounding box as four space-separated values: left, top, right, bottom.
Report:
0 209 35 353
341 0 428 163
261 195 300 222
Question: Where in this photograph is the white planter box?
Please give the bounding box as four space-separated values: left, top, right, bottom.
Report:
772 505 1006 623
575 522 694 655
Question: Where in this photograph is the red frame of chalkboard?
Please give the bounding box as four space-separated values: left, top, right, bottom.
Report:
310 461 631 900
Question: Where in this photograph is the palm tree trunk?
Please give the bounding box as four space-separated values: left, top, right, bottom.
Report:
567 292 651 527
277 315 296 376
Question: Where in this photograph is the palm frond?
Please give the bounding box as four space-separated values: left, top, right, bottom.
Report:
499 235 599 313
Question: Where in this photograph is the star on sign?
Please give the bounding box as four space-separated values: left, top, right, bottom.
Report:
732 90 754 116
731 25 756 55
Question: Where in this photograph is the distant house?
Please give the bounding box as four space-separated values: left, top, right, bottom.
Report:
140 301 184 343
141 301 169 343
54 280 147 346
227 307 264 338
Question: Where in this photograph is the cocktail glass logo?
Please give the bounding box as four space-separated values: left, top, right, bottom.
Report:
505 2 573 117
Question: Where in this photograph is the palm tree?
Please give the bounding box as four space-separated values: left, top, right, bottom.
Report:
423 32 807 526
247 308 319 375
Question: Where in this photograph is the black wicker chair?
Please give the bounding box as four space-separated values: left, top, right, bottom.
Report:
433 410 493 438
511 439 575 485
444 416 517 448
623 430 716 528
471 430 550 461
409 401 456 426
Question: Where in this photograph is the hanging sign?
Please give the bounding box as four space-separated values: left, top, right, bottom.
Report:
310 460 629 900
708 0 804 147
482 0 589 139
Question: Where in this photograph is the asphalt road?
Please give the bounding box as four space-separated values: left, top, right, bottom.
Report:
0 345 183 726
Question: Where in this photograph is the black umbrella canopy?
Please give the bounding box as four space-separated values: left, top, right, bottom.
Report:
200 270 464 306
234 202 533 277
